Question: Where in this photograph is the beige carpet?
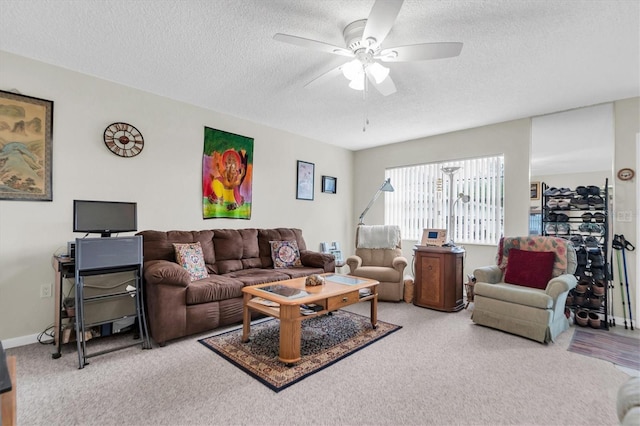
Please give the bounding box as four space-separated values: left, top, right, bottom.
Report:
6 302 633 425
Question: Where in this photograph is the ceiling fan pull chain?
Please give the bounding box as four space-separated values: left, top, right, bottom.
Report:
362 75 369 132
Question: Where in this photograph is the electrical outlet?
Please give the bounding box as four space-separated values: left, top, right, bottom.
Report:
40 283 52 298
616 210 633 222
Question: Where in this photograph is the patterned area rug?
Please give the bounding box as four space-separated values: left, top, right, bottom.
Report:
199 310 401 392
568 327 640 371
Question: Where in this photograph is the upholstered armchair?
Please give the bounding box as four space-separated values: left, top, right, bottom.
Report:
346 225 407 301
472 236 577 343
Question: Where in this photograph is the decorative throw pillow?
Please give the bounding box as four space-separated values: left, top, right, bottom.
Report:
504 248 555 290
173 242 209 281
270 240 302 269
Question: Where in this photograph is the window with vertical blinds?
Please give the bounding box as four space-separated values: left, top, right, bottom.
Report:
384 156 504 244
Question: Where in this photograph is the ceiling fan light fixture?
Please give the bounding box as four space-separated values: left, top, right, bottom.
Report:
342 59 363 81
348 76 365 91
368 62 389 84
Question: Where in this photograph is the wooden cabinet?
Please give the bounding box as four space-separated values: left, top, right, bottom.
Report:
413 246 464 312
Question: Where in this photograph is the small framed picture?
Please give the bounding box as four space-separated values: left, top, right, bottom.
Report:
530 182 540 200
322 176 337 194
296 160 314 200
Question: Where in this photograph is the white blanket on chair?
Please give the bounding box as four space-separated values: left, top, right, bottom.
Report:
357 225 400 249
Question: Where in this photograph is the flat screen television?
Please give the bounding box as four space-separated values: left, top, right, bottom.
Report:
73 200 137 237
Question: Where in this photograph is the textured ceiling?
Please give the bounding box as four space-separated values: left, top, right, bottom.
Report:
0 0 638 154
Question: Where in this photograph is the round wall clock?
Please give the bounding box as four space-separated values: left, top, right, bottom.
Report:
617 168 635 181
103 122 144 157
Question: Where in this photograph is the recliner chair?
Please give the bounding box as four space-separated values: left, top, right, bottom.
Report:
346 225 407 301
472 236 577 343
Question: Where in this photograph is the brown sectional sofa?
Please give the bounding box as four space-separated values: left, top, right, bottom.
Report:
137 228 335 346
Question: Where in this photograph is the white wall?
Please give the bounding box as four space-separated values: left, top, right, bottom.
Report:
0 51 354 342
353 118 532 279
613 97 639 323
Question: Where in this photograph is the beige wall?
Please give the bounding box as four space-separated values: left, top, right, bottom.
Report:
0 51 354 343
353 118 532 279
613 97 639 322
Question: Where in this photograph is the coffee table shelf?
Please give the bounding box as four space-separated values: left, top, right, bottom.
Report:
242 274 379 365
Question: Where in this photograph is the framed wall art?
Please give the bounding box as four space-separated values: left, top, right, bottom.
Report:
530 182 540 200
321 175 337 194
0 90 54 201
202 127 254 219
296 160 314 200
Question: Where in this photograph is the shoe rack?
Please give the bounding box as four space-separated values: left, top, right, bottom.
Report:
540 179 610 330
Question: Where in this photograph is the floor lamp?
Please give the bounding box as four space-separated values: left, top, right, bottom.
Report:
358 178 394 225
442 167 462 245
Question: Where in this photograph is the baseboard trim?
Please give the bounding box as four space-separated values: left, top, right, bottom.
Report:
2 333 40 349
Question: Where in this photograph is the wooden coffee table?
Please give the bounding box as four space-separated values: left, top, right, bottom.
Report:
242 273 379 365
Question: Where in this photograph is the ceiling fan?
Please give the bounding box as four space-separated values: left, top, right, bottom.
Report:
273 0 463 96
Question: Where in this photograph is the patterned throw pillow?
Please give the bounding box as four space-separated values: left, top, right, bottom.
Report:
173 242 209 281
270 240 303 269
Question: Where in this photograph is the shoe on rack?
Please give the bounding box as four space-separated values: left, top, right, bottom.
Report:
557 199 571 210
545 223 557 234
574 265 587 279
593 212 605 223
585 236 600 249
575 309 589 326
570 235 584 246
591 267 605 280
592 280 606 296
589 296 602 309
590 224 605 235
588 252 604 267
576 186 588 196
588 195 605 209
588 312 601 329
546 199 559 209
576 247 588 266
543 187 561 196
556 223 570 234
570 196 589 209
581 212 593 222
556 213 569 222
559 187 573 195
576 278 592 293
587 185 600 195
546 212 557 222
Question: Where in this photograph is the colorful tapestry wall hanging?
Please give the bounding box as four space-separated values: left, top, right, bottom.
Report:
202 127 253 219
0 90 54 201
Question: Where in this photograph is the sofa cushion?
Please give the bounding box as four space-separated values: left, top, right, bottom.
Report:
222 269 291 286
504 248 555 290
258 228 307 267
474 282 553 309
270 240 303 268
213 229 259 274
185 275 245 305
174 242 209 281
139 230 215 265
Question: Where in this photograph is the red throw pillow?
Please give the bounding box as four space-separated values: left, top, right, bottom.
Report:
504 248 555 290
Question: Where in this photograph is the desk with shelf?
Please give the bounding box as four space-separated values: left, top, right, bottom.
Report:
51 236 151 367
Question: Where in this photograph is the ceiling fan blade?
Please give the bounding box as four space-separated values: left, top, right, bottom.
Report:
274 33 354 57
377 42 463 62
304 63 346 88
365 69 397 96
362 0 404 48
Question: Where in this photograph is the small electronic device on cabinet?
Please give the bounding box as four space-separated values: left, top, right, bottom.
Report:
420 229 447 247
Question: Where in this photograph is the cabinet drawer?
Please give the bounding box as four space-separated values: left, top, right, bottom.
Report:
327 291 359 310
